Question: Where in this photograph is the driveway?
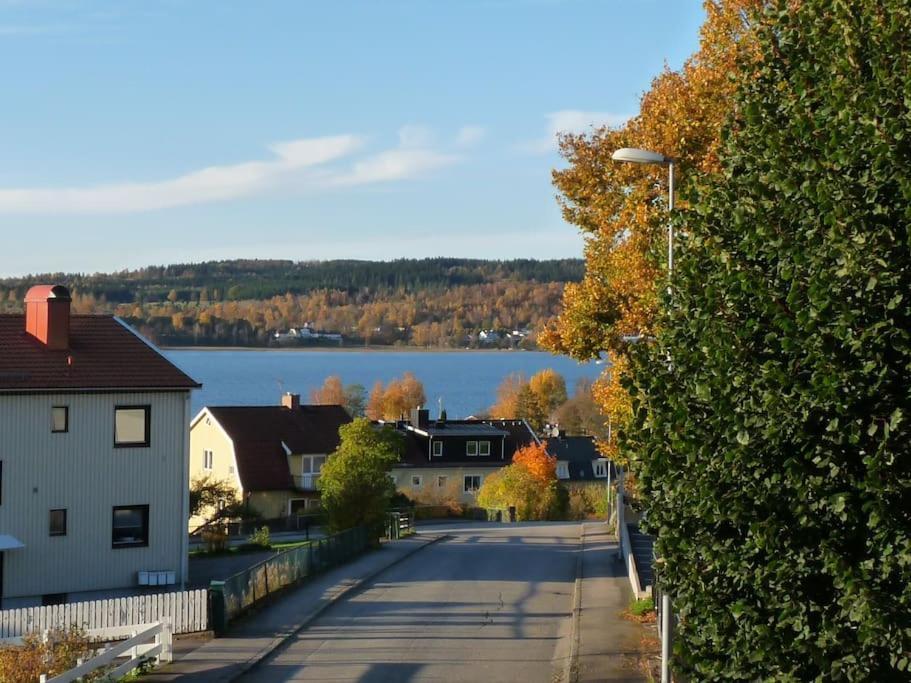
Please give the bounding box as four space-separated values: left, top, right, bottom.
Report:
239 522 584 683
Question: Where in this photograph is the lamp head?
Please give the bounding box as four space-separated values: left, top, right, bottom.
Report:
611 148 672 165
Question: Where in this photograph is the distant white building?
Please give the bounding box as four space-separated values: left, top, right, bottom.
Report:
0 285 200 607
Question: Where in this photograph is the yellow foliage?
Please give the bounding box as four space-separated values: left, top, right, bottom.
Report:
542 0 763 457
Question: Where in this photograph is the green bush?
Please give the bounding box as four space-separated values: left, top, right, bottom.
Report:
245 526 271 549
567 483 610 519
628 1 911 679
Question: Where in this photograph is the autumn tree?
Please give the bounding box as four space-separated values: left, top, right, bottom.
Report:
365 372 427 420
311 375 345 406
540 0 763 460
528 368 568 416
514 385 546 432
477 443 564 520
489 372 526 418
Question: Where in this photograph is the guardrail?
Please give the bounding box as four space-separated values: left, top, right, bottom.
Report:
209 526 369 634
37 620 172 683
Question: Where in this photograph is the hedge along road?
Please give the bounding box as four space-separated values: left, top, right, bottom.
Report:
237 522 585 683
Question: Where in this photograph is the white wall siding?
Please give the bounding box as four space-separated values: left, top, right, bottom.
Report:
0 391 190 600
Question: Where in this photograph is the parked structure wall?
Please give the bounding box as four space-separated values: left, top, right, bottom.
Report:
0 391 190 606
392 466 500 504
188 411 242 529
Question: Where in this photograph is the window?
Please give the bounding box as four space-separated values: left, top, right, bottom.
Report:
478 441 491 456
203 450 214 470
464 475 482 493
411 475 423 488
289 499 309 515
112 505 149 548
594 460 608 478
557 462 569 479
466 441 478 456
432 441 443 457
51 406 68 433
437 475 448 488
49 509 67 536
114 406 150 447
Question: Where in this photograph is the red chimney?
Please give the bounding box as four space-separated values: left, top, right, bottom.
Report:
25 285 71 350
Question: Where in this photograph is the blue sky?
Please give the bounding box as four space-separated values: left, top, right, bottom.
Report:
0 0 704 276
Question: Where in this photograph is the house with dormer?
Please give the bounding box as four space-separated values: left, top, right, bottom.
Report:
0 285 200 607
387 408 538 503
188 394 351 527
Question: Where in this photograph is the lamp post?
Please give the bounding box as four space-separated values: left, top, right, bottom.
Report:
611 148 675 281
612 147 675 683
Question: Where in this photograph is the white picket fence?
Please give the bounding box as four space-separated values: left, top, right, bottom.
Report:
0 589 207 639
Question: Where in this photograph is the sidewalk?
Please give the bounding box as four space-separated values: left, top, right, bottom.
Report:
574 523 650 682
144 534 443 683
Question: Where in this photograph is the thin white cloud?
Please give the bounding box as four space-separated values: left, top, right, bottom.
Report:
520 109 630 154
455 125 486 147
0 129 465 214
397 124 436 148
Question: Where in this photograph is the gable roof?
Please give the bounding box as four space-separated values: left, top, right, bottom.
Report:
0 315 199 392
206 404 352 491
545 436 613 481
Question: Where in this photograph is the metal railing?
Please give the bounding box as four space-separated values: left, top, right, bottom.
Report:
208 526 369 634
190 512 324 542
293 473 320 490
385 511 415 539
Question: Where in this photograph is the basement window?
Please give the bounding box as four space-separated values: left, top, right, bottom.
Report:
49 509 67 537
51 406 69 433
115 406 151 447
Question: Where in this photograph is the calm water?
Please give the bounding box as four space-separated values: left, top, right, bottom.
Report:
164 349 603 418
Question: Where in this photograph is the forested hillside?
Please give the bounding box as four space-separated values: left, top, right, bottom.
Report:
0 258 582 348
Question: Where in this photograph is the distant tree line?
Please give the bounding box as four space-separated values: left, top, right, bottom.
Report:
0 258 581 348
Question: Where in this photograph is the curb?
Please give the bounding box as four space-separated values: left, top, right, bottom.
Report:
223 533 449 682
563 523 585 683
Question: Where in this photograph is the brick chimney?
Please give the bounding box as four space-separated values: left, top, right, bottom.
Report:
25 285 71 350
281 392 300 410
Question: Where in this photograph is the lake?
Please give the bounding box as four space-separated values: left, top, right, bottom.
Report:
164 349 603 418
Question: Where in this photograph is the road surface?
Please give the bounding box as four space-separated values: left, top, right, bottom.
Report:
239 522 583 683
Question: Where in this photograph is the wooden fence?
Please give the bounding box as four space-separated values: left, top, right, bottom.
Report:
0 589 207 638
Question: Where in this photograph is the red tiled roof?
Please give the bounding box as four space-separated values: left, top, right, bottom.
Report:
206 405 352 491
0 314 200 391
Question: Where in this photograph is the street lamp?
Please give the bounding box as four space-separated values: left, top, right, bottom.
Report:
611 148 675 279
612 146 676 683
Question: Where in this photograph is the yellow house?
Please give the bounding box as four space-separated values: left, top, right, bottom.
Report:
189 393 350 529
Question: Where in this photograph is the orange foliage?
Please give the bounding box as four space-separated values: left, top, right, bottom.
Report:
310 375 345 405
513 442 557 484
541 0 764 455
365 372 427 420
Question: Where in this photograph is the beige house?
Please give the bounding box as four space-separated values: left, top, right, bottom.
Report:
0 285 199 608
388 409 539 505
189 394 350 528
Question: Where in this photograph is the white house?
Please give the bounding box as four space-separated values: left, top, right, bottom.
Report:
0 285 200 608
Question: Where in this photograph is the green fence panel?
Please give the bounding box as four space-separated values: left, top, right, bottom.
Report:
215 525 371 628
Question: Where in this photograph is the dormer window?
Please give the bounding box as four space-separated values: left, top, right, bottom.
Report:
557 462 569 479
466 441 478 456
478 441 490 456
593 459 608 478
432 441 443 457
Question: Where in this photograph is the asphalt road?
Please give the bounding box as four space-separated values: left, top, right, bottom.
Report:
239 522 582 683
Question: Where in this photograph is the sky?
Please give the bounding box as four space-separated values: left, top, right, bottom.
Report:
0 0 705 276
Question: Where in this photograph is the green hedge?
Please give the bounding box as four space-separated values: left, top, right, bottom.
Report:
628 1 911 679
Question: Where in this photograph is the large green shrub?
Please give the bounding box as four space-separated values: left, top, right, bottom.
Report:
628 1 911 679
318 419 403 534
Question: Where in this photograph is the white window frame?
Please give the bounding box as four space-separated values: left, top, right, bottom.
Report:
557 461 569 479
466 441 478 457
203 449 214 471
593 459 608 478
432 441 443 457
411 475 423 488
478 440 491 456
463 474 482 493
